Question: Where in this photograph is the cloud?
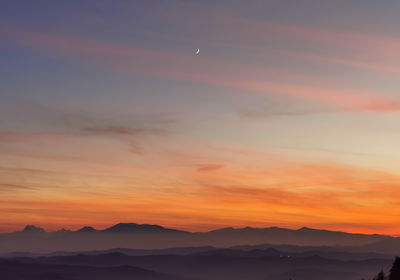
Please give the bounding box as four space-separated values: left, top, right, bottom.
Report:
81 125 168 155
240 109 332 118
222 8 400 59
196 164 224 172
2 24 400 112
238 101 346 119
129 144 143 155
273 49 400 75
0 100 175 158
0 183 35 192
124 2 400 76
0 131 67 143
83 126 166 136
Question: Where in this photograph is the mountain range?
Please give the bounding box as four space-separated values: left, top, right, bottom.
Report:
5 251 392 280
1 223 399 254
0 258 181 280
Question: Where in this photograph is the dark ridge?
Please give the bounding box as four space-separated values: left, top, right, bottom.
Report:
76 226 96 233
102 223 186 234
23 225 45 233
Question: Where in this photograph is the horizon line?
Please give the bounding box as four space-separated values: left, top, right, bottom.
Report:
2 222 397 237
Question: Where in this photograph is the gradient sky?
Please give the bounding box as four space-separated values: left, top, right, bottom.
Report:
1 0 400 235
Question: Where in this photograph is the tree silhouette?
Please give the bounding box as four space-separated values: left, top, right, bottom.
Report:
373 270 385 280
389 256 400 280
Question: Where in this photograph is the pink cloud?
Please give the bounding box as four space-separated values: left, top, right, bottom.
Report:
2 24 399 112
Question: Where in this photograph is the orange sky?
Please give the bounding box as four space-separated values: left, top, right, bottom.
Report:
1 138 400 234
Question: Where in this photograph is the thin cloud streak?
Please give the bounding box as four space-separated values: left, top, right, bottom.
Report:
159 69 400 111
94 13 400 78
83 126 167 136
0 183 35 191
196 164 224 172
128 1 400 76
2 25 400 112
220 6 400 59
238 107 345 119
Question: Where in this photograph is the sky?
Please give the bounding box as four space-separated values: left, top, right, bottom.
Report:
1 0 400 235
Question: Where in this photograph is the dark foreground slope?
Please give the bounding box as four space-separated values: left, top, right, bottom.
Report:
0 259 181 280
9 252 392 280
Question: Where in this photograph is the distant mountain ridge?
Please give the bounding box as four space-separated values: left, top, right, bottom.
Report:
0 258 181 280
0 222 397 254
103 223 187 234
9 223 187 235
21 225 46 234
4 223 392 238
5 251 392 280
1 244 394 261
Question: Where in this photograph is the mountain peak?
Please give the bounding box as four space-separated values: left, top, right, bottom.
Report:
103 223 183 234
56 228 71 233
23 225 45 233
298 227 315 231
77 226 96 233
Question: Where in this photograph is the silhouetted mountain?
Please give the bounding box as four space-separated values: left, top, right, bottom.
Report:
0 223 394 253
193 247 394 261
197 226 392 249
193 247 283 257
55 229 72 234
356 238 400 254
2 244 393 262
45 246 217 257
0 259 181 280
76 226 95 233
1 252 41 258
232 243 338 252
8 252 392 280
231 243 396 260
102 223 187 234
22 225 46 234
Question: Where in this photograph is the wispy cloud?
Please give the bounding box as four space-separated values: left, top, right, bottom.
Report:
2 24 399 112
83 126 166 136
196 164 224 172
238 102 346 119
119 2 400 76
0 183 34 191
222 8 400 59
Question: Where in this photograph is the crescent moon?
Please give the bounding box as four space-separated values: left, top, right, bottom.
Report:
195 48 200 55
